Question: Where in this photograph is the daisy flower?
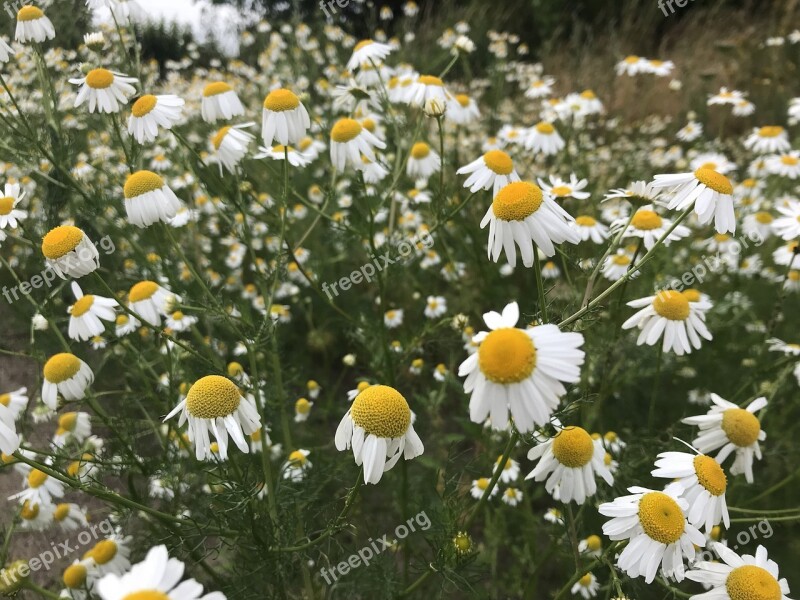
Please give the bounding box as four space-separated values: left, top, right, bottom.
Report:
62 558 95 595
602 250 636 281
54 503 88 531
525 121 564 155
773 240 800 268
599 485 705 583
622 290 713 355
407 74 450 108
128 280 176 326
254 144 309 168
572 216 609 244
765 151 800 178
652 450 730 532
15 6 55 43
767 338 800 356
571 573 599 599
68 282 118 342
541 260 560 279
346 39 393 71
334 384 424 485
495 455 520 483
115 314 139 336
211 124 255 173
165 311 197 332
470 477 498 499
0 183 27 229
123 170 182 228
501 487 523 506
524 76 555 98
686 542 791 600
458 301 585 432
127 94 184 144
525 425 613 504
384 309 404 328
677 121 703 142
0 402 20 455
53 411 92 447
481 181 580 266
70 68 138 114
615 55 647 76
447 94 481 124
0 37 13 62
10 463 65 507
0 387 27 420
744 126 791 154
682 395 767 483
407 142 441 180
19 499 55 530
772 199 800 240
329 118 386 172
261 88 310 147
164 375 261 461
42 353 94 410
708 87 744 106
614 205 691 250
457 150 521 196
294 398 313 422
82 534 132 580
544 507 564 524
742 210 774 241
201 82 245 123
424 295 447 319
651 167 736 234
691 153 736 175
282 449 312 481
41 225 100 279
578 535 603 557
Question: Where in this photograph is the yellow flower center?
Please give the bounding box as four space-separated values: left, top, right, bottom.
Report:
693 455 727 496
550 186 572 197
185 375 241 419
350 384 411 438
552 427 595 468
492 182 543 221
476 477 490 490
454 532 471 552
455 94 470 107
585 534 602 551
124 170 164 199
535 121 554 134
54 503 70 521
210 126 232 151
781 155 799 166
638 492 685 544
264 88 300 111
21 501 39 520
42 226 83 259
612 254 631 266
288 450 307 465
721 408 761 447
652 290 690 321
0 394 9 407
575 215 597 226
129 281 159 302
295 398 311 414
482 150 513 175
624 55 639 64
85 69 115 90
203 82 232 97
631 210 663 230
478 328 536 384
417 75 443 87
726 565 781 600
59 412 79 433
694 168 733 195
17 6 44 21
757 126 783 138
0 197 15 215
27 469 48 488
44 353 81 383
754 211 773 224
411 142 430 159
63 564 87 589
131 95 157 118
578 574 593 587
331 118 362 143
85 540 117 565
789 271 800 281
71 295 95 317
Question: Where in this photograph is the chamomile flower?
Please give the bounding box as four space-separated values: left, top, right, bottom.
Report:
41 226 100 279
615 55 647 76
0 183 27 229
526 425 613 504
115 314 139 337
10 463 65 507
481 181 580 266
201 82 245 123
424 295 447 318
495 455 520 483
571 573 599 599
261 88 310 147
744 126 791 154
525 76 555 98
470 477 498 499
127 94 185 144
652 450 730 532
614 205 691 250
773 240 800 268
686 542 791 600
407 142 441 180
457 150 520 196
329 118 386 171
282 449 311 481
525 121 565 155
334 384 424 485
572 216 609 243
677 121 703 142
68 282 118 342
165 311 197 332
255 144 309 168
502 487 523 506
42 353 94 410
127 281 176 326
294 398 313 422
123 170 182 228
458 301 585 432
53 503 88 531
578 535 603 557
765 151 800 178
0 37 13 62
651 167 736 234
602 250 636 281
70 69 138 114
0 403 20 455
53 411 92 447
599 485 704 583
682 395 767 483
19 499 55 530
164 375 261 461
772 199 800 240
407 75 451 108
447 94 481 124
15 6 55 43
0 387 27 420
346 39 393 71
211 124 255 173
622 290 712 355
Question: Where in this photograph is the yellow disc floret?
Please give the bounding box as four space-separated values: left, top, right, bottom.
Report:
295 398 312 414
631 210 663 230
693 455 727 496
757 126 783 138
86 540 117 565
27 469 48 488
131 95 157 118
585 534 602 552
264 88 300 111
492 182 543 221
122 591 171 600
552 427 595 468
483 150 513 175
54 503 71 521
63 563 87 589
44 353 81 383
129 281 159 302
203 82 232 97
721 408 761 447
652 290 690 321
42 226 83 259
350 384 411 438
682 289 701 302
575 215 597 227
331 118 362 143
694 168 733 195
185 375 241 419
124 170 164 199
726 565 781 600
411 142 430 159
20 500 39 520
18 6 44 21
85 69 115 90
638 492 685 544
478 328 537 384
417 75 444 87
71 295 95 317
535 122 554 134
212 126 231 150
59 412 78 432
0 197 14 215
